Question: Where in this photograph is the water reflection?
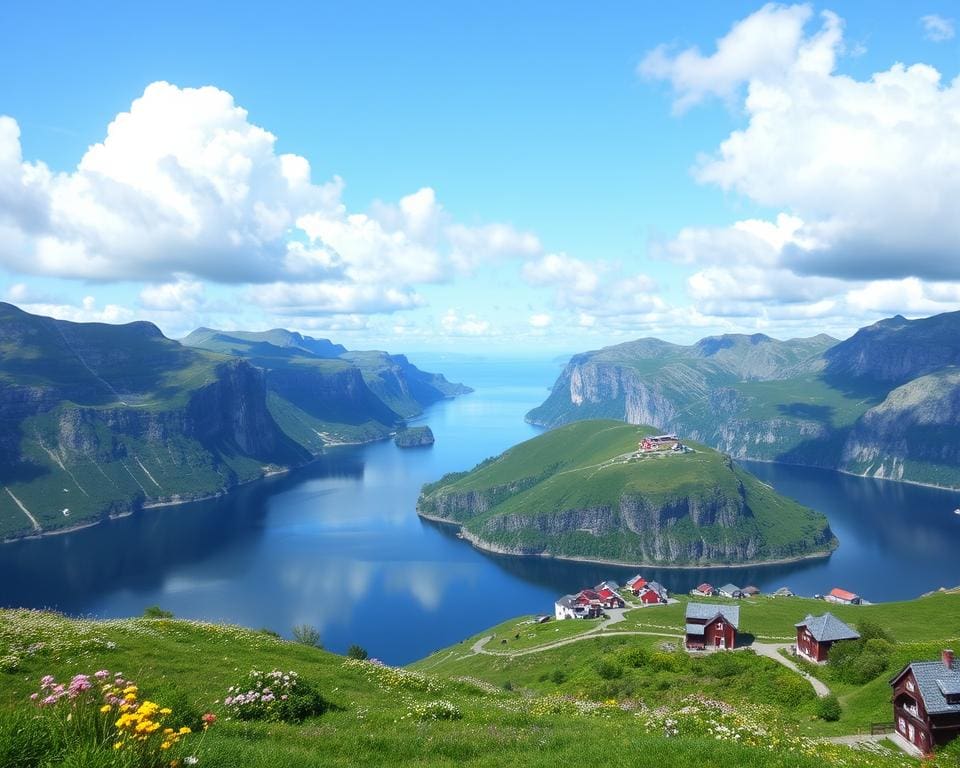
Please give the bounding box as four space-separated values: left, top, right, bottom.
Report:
0 359 959 664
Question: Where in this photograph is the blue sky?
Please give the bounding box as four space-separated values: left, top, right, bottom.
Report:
1 2 958 354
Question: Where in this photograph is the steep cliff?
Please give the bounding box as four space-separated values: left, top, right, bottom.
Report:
417 420 835 566
527 312 960 488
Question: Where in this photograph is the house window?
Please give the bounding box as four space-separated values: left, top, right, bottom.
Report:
906 680 915 692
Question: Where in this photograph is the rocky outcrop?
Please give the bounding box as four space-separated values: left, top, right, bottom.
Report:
395 426 435 448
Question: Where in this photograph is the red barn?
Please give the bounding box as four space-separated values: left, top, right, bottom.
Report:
594 582 625 609
685 603 739 651
890 650 960 755
794 613 860 663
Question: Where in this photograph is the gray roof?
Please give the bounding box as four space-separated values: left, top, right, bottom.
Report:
555 595 577 608
795 612 860 643
685 623 706 635
596 580 621 591
897 661 960 715
719 583 742 594
685 602 740 629
647 580 667 595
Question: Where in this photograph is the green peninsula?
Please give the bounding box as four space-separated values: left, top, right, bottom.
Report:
417 420 836 566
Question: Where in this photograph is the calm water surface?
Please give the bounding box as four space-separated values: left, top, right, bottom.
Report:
1 359 959 664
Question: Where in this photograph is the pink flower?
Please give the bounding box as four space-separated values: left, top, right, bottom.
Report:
29 693 38 701
94 670 109 680
40 675 55 688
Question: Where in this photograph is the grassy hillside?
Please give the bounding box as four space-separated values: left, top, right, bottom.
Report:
415 591 960 742
0 608 931 768
417 421 835 566
0 303 313 539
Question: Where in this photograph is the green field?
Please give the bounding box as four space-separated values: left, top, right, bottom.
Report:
418 420 835 565
0 607 938 768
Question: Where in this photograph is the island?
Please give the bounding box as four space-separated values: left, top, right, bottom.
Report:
416 420 836 567
394 426 435 448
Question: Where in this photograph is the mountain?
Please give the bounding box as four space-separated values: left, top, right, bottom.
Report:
417 420 835 566
0 302 311 540
182 328 473 447
526 313 960 488
0 304 470 540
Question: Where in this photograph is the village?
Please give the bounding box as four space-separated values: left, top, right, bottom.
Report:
547 575 958 757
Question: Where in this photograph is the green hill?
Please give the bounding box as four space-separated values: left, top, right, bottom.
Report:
0 606 932 768
526 313 960 488
417 420 835 566
0 304 470 540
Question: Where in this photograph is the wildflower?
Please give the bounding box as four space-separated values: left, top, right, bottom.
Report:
100 704 112 713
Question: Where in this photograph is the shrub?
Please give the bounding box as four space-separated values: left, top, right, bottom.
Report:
617 646 650 668
347 644 368 660
142 606 173 619
816 694 842 721
223 669 327 723
857 620 894 644
595 658 623 680
292 624 323 648
550 669 567 684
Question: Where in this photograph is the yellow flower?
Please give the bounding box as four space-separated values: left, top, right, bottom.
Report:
160 707 172 715
161 742 171 750
100 704 112 713
178 726 191 735
124 693 137 702
164 727 175 735
123 685 138 694
113 742 123 750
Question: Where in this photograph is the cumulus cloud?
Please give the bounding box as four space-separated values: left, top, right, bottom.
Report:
921 14 955 42
644 2 960 323
138 279 205 312
639 3 819 112
0 82 542 318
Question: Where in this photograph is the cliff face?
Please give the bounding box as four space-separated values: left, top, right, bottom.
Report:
527 313 960 489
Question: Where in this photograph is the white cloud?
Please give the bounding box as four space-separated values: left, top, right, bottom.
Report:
921 14 955 42
522 252 664 316
644 1 960 315
249 282 424 315
638 3 819 112
0 82 543 320
8 295 135 325
528 313 552 328
139 279 205 312
440 309 492 336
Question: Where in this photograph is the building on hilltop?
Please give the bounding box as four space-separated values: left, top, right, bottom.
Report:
890 650 960 755
794 612 860 663
685 603 739 651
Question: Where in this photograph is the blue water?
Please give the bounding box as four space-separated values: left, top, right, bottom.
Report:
0 358 958 664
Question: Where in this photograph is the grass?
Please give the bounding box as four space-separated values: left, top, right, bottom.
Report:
418 420 834 565
414 590 960 742
0 609 921 768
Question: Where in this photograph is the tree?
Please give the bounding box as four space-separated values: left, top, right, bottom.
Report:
143 606 173 619
347 644 368 660
292 624 323 648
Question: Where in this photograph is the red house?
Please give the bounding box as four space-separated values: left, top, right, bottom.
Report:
638 581 668 605
692 583 715 597
626 575 647 595
825 587 861 605
593 582 625 609
890 650 960 755
685 603 739 650
794 613 860 663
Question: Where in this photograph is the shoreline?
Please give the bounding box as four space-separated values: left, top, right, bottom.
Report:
416 510 837 571
1 436 393 545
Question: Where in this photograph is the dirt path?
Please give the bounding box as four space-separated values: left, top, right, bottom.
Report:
751 642 831 697
4 487 41 532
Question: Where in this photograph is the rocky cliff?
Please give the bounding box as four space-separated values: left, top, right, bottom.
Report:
527 312 960 488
